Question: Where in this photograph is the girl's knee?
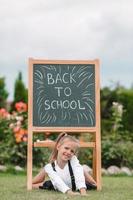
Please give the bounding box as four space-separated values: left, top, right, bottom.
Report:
83 164 92 174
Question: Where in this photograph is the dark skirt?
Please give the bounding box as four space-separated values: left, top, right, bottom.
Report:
39 180 97 191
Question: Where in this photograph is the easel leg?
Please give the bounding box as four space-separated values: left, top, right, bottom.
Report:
27 130 33 190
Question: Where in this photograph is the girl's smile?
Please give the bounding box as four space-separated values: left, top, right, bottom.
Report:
56 140 78 168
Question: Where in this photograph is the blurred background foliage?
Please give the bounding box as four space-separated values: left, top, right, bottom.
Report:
0 73 133 169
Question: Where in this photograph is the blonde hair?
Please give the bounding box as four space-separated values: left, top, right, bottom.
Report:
49 132 79 163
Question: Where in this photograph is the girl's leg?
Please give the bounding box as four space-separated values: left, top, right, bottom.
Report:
32 168 47 189
32 182 44 189
83 165 97 185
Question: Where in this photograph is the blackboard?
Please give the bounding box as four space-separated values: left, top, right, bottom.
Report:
33 63 95 127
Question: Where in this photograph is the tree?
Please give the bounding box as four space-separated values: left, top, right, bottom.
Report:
13 72 28 105
117 88 133 136
0 77 8 108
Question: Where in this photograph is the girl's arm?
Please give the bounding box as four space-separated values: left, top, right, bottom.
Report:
71 156 87 194
45 163 71 193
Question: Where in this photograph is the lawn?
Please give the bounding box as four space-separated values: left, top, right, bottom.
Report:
0 173 133 200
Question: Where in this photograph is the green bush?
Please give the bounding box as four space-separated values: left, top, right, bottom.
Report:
0 103 49 167
102 136 133 168
1 83 133 169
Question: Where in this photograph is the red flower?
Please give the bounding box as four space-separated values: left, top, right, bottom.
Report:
0 108 10 118
15 102 27 112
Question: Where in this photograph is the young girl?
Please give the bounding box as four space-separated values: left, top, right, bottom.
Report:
32 132 96 196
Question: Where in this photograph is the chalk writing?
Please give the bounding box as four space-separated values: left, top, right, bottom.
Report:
33 64 95 127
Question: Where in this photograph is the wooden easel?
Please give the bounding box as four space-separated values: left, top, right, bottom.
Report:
27 58 101 190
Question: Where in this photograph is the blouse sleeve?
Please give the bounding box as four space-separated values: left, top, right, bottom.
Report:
70 155 86 190
44 163 70 193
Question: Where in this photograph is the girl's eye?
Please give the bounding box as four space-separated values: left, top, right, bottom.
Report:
64 147 75 154
71 150 74 154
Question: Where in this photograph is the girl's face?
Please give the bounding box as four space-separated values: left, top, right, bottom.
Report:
57 140 78 162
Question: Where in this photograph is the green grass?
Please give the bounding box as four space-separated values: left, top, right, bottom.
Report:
0 173 133 200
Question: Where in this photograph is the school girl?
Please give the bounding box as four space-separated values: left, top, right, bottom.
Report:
32 132 97 196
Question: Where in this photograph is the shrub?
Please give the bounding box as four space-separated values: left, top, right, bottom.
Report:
102 136 133 168
0 102 48 167
0 99 133 169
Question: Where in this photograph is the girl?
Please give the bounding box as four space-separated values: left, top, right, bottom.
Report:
32 132 97 196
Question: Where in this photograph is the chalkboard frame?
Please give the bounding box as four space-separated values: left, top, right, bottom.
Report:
28 58 100 133
27 58 101 190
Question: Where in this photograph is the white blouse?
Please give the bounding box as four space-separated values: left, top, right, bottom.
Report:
44 155 86 193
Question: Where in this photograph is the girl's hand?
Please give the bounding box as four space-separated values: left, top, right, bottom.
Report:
66 189 80 195
80 188 88 196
